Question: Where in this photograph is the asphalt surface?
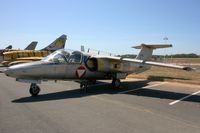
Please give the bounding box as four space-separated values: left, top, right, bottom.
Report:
0 67 7 73
0 73 200 133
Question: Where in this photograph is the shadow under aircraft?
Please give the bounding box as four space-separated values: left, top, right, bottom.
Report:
12 80 200 104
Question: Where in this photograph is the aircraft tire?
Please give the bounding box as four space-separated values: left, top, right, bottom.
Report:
29 83 40 96
112 79 121 88
80 82 88 93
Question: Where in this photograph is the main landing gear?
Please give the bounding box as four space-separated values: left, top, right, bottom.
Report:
112 78 121 88
80 80 96 93
80 82 88 93
29 83 40 96
79 78 121 93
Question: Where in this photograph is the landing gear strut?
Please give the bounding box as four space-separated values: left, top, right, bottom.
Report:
80 81 88 93
29 83 40 96
79 80 96 93
112 78 121 88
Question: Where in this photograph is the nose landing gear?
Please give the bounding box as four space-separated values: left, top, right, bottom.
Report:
29 83 40 96
80 80 97 93
80 82 88 93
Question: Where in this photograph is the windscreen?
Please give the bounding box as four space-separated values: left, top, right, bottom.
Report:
42 49 82 64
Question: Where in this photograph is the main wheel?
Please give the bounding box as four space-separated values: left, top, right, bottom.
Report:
112 79 121 88
29 83 40 96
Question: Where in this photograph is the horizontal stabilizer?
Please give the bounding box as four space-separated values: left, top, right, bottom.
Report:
133 44 172 61
133 44 172 49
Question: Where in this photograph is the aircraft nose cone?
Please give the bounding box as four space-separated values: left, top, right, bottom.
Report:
4 68 14 77
4 65 21 77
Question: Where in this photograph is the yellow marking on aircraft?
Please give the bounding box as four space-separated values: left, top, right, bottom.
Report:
3 50 50 61
2 50 51 66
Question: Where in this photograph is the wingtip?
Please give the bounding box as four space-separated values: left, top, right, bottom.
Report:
183 67 194 71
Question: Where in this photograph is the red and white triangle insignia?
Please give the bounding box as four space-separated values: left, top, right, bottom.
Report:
76 66 86 79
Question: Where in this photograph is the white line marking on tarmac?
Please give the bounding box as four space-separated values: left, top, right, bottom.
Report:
169 90 200 105
118 82 167 94
118 88 143 94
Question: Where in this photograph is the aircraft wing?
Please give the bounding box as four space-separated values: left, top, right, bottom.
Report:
144 61 192 71
121 58 192 70
92 55 192 71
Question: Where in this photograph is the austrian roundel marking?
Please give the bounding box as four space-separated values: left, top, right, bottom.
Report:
76 66 86 79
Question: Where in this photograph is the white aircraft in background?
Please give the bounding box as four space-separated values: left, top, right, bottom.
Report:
4 43 192 96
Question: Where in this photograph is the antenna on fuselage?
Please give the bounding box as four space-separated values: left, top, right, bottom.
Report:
81 45 85 52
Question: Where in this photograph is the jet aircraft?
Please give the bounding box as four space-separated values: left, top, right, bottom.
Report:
4 44 192 96
0 42 37 63
1 35 66 66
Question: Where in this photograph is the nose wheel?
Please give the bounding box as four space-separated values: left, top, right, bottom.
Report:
29 83 40 96
80 82 88 93
79 80 97 93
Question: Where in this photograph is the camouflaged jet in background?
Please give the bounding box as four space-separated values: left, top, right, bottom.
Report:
2 35 66 66
0 42 37 64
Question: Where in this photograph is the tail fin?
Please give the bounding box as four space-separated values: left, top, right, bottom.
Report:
24 41 37 50
41 34 67 51
132 43 172 61
5 45 12 49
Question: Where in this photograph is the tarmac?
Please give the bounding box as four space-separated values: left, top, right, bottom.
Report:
0 67 7 73
0 73 200 133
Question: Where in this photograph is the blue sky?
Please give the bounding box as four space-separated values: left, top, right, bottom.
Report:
0 0 200 55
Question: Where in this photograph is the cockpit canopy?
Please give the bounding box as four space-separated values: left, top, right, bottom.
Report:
42 49 83 64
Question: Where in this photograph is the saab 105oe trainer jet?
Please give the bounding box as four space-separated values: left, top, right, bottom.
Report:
4 44 192 96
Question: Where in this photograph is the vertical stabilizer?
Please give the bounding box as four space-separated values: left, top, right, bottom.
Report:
41 34 67 51
24 41 37 50
5 45 12 49
132 44 172 61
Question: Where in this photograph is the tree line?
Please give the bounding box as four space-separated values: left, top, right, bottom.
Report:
163 53 199 58
119 53 200 58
